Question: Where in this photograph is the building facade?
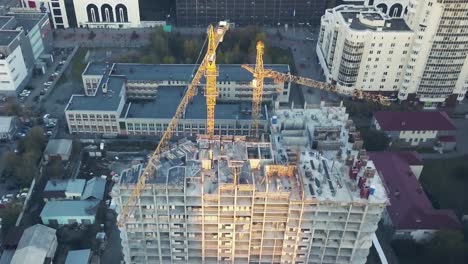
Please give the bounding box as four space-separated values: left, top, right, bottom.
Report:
175 0 326 27
317 2 468 106
73 0 140 28
20 0 70 28
0 12 52 95
341 0 409 17
65 62 290 137
399 0 468 106
112 105 388 263
317 6 413 97
372 111 456 150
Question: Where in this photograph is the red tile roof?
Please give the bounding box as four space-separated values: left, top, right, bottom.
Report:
373 111 456 131
369 151 461 231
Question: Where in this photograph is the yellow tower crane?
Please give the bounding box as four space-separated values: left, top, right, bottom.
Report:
205 25 218 138
250 41 265 137
242 41 390 132
117 22 229 227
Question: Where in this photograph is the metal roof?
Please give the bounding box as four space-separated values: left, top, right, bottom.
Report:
44 139 73 156
81 177 106 200
40 200 99 218
64 249 91 264
10 224 56 264
0 116 13 133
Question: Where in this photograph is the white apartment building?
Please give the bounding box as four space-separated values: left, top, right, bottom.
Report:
317 6 413 97
400 0 468 107
112 104 388 264
65 62 291 136
342 0 409 17
73 0 140 28
318 2 468 107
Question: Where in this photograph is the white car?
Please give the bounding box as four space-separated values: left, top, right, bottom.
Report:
16 192 27 199
44 81 53 86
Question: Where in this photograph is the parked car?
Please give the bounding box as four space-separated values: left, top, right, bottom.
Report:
44 81 53 86
16 192 27 199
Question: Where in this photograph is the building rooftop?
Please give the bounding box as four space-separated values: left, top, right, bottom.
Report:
369 151 461 230
119 104 388 204
123 86 259 120
44 139 73 157
43 179 86 199
81 177 106 200
10 224 56 264
64 249 91 264
373 111 456 131
0 16 13 29
84 62 290 83
40 200 99 218
0 30 20 47
0 116 13 133
66 75 125 112
338 6 411 32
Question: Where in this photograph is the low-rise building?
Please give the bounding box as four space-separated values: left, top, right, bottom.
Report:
0 116 15 140
44 139 73 161
40 200 99 226
43 179 86 201
81 177 106 201
373 111 456 150
65 62 291 137
10 224 57 264
370 151 461 242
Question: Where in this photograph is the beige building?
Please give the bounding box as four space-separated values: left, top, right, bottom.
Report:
112 104 388 264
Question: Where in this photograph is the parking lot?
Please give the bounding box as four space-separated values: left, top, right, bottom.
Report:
18 47 76 109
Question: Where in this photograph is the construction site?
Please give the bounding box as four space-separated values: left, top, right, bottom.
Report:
105 22 390 263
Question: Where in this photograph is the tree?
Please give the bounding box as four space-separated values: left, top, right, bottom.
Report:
361 128 390 151
162 56 176 64
2 99 21 116
0 203 21 238
45 160 64 179
424 230 468 264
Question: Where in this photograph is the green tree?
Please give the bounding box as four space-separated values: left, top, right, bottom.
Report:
2 99 21 116
45 160 64 179
424 230 468 264
0 203 21 238
361 128 390 151
162 56 176 64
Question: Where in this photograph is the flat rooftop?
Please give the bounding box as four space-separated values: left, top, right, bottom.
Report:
0 30 20 46
83 62 290 83
123 86 259 120
338 6 411 32
66 76 125 111
0 16 13 29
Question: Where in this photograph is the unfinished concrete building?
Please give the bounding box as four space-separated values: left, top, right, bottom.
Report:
112 103 388 264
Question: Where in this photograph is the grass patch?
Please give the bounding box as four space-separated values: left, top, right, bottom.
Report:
419 155 468 216
71 48 88 80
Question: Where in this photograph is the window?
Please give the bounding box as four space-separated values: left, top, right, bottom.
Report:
53 9 62 16
389 50 393 54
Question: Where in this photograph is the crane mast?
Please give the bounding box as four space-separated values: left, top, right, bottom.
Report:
205 25 218 138
117 22 229 227
251 41 265 137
